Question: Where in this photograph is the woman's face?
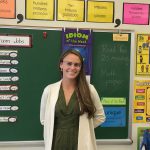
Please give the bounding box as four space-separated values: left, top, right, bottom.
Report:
60 53 82 80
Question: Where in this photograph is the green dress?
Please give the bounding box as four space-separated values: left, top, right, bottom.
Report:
52 87 80 150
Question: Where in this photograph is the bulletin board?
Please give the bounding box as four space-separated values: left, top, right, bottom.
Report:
0 27 133 144
0 27 61 142
91 30 133 144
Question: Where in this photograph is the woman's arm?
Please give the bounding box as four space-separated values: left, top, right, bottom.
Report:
90 85 106 128
40 85 50 125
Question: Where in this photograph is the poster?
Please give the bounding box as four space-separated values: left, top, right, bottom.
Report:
62 28 92 75
136 34 150 76
137 127 150 150
57 0 84 21
101 107 126 127
134 80 150 123
0 0 16 19
123 3 149 25
87 1 114 23
26 0 54 20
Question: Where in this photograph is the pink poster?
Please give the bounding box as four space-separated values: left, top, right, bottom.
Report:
123 3 149 25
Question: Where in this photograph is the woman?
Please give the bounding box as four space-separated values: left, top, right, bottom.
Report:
40 49 105 150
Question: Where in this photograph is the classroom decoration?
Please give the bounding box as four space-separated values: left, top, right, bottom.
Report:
91 31 132 141
136 34 150 76
0 27 132 143
137 127 150 150
62 28 92 75
0 49 19 124
0 27 62 141
26 0 54 20
0 35 32 47
114 18 121 27
0 0 16 19
87 1 114 23
0 33 31 126
17 14 24 24
101 97 126 127
101 107 126 127
113 33 129 41
134 80 150 123
0 116 17 122
57 0 85 21
123 3 149 25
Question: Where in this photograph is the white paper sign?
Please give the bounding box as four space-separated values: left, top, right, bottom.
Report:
0 68 18 73
0 35 32 47
0 117 17 122
0 106 19 111
0 76 19 81
0 50 18 57
0 85 18 91
0 60 18 65
0 95 18 101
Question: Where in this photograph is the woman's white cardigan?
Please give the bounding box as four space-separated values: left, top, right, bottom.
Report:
40 80 105 150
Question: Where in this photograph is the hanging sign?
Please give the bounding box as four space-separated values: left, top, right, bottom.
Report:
62 28 92 75
0 85 18 91
0 68 18 73
0 0 16 18
134 80 150 123
57 0 84 21
0 94 18 101
0 35 32 47
87 1 114 23
0 116 17 122
123 3 149 25
0 106 19 111
0 50 17 57
136 34 150 75
26 0 54 20
101 107 126 127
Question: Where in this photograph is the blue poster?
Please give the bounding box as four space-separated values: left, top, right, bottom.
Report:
101 107 126 127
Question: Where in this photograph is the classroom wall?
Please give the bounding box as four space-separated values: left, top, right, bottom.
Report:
0 0 150 150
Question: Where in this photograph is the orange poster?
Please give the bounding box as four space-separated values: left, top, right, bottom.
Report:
0 0 16 18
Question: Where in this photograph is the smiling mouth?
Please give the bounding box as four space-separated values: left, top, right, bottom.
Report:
67 70 78 75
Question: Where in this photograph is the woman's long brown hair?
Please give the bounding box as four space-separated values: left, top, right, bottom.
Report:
59 49 96 118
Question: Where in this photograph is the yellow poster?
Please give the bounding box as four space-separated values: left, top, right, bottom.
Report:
26 0 54 20
87 1 114 22
57 0 84 21
136 34 150 75
134 80 150 123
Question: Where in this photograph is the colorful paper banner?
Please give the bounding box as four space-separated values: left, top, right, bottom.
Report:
0 116 17 122
26 0 54 20
87 1 114 23
57 0 84 21
123 3 149 25
0 0 16 18
134 80 150 123
136 34 150 75
0 35 32 47
101 97 126 105
101 107 126 127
